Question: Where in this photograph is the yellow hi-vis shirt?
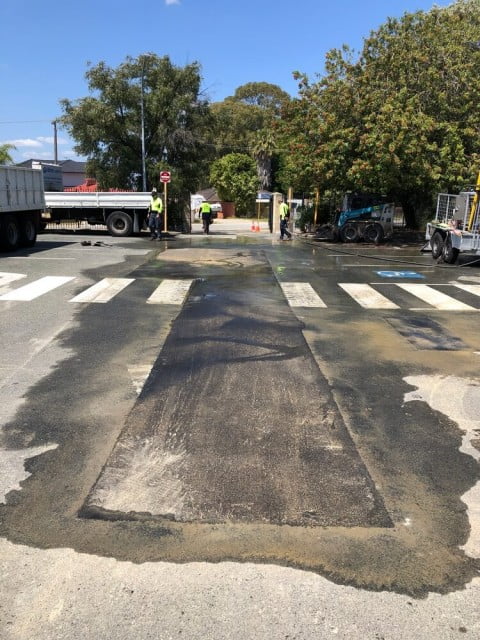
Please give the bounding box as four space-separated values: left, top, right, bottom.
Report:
150 196 163 213
279 202 289 219
199 202 212 214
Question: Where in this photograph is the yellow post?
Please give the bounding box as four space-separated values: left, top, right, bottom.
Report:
314 187 320 226
287 186 293 232
467 170 480 231
163 181 168 233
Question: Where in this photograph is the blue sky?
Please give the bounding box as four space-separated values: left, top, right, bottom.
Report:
0 0 451 163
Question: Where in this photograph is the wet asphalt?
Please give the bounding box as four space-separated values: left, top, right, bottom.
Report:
0 226 479 597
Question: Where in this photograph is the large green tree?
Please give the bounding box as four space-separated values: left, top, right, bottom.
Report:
279 0 480 227
210 153 258 216
59 54 212 227
209 82 290 190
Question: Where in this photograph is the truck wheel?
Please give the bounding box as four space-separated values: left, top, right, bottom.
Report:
106 211 133 237
442 236 459 264
0 215 21 250
340 223 359 242
20 215 37 247
431 232 445 259
363 223 384 244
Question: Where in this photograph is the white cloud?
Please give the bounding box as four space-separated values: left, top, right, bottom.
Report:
20 150 53 160
5 138 42 148
38 135 69 146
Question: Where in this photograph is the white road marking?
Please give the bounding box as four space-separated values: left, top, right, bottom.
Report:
0 276 74 301
396 283 476 311
147 279 194 305
0 272 26 290
454 284 480 299
280 282 327 307
69 278 134 303
127 364 153 395
339 283 399 309
404 375 480 558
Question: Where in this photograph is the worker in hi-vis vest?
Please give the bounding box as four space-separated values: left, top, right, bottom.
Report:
199 201 213 234
148 189 163 240
279 199 292 240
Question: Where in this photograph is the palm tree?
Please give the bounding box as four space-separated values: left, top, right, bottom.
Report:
0 143 16 165
252 130 275 190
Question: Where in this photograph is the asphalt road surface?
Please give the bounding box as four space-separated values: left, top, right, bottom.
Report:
0 219 479 639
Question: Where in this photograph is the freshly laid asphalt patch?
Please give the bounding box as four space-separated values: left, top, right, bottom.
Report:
84 257 391 527
385 315 467 350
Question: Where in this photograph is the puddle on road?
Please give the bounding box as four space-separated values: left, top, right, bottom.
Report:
404 375 480 559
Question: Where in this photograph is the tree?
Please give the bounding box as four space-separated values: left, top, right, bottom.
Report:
210 153 258 217
0 143 16 165
279 0 480 227
209 82 291 190
59 54 212 228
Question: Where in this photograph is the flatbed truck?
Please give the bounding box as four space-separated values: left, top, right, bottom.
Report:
0 165 44 251
42 191 151 237
425 173 480 264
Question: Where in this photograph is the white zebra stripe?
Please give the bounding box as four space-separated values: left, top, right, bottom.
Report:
396 283 475 311
454 284 480 299
0 272 26 290
280 282 327 307
69 278 134 303
339 283 399 309
147 279 194 305
0 276 74 301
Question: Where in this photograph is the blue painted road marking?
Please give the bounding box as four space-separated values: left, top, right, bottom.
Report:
376 271 425 279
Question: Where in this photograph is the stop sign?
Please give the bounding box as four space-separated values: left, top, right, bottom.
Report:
159 170 171 183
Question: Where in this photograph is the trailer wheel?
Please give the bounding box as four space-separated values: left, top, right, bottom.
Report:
20 215 37 247
0 215 21 251
340 223 360 242
363 223 384 244
442 236 459 264
106 211 133 237
431 232 445 259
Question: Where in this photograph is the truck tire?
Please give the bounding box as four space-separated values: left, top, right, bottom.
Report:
0 214 21 251
106 211 133 237
20 215 37 247
363 223 384 244
431 232 445 259
442 235 459 264
340 223 360 242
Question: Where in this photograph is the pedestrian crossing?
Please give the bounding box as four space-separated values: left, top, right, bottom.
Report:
0 271 479 311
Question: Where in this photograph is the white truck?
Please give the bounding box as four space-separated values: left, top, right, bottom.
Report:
0 165 44 250
42 191 152 237
425 173 480 264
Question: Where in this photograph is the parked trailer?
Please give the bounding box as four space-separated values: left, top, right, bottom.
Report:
425 174 480 264
0 165 44 251
43 191 152 237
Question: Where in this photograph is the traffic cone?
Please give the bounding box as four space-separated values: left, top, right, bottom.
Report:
251 220 256 231
254 221 260 232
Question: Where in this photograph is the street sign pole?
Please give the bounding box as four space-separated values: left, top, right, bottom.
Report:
163 180 167 233
159 171 171 234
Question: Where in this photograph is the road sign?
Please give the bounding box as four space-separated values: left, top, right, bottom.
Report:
159 171 171 183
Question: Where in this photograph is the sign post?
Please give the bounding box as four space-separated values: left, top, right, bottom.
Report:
159 170 171 233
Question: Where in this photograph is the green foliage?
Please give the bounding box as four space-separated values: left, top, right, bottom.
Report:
210 153 258 216
295 205 314 231
0 143 16 165
59 53 212 228
278 0 480 227
209 82 291 190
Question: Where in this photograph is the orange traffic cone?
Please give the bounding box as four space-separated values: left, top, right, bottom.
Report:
254 221 260 232
251 220 256 231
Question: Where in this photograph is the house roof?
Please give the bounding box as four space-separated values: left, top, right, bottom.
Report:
197 187 220 202
16 159 86 172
